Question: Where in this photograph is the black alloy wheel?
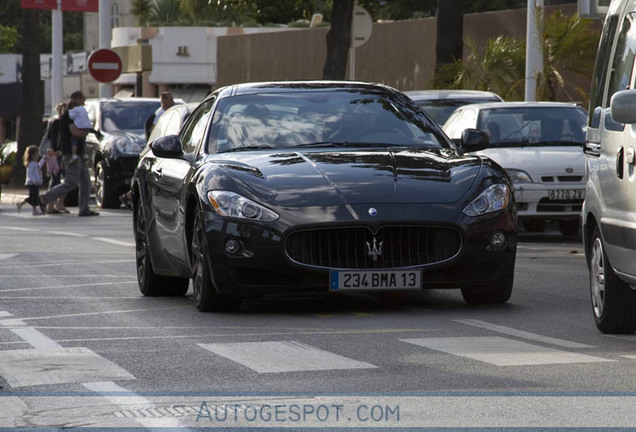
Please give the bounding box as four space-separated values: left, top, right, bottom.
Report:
191 209 241 312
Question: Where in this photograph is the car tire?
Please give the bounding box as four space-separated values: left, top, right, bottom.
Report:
191 209 241 312
95 161 121 209
559 219 580 237
460 275 513 305
134 202 189 297
589 226 636 334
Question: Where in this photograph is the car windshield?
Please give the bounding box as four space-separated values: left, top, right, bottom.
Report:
207 90 447 153
417 97 501 125
100 101 160 133
477 106 587 147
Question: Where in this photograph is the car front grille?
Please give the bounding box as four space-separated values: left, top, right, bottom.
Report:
285 225 462 270
540 175 584 183
536 198 583 212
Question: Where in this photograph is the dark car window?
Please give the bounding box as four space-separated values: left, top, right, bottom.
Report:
180 98 215 154
476 106 587 146
207 90 446 153
416 97 500 125
101 101 160 133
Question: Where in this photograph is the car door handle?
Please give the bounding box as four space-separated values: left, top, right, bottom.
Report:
627 147 635 165
617 146 624 179
152 167 163 180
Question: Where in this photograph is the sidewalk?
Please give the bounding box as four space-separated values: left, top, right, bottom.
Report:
0 186 27 206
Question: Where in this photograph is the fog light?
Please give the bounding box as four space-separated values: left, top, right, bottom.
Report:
490 232 506 249
225 239 241 255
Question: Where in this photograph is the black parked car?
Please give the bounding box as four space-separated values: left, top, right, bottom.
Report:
84 97 182 208
132 81 517 312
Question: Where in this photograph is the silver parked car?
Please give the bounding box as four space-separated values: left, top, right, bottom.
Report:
405 89 503 125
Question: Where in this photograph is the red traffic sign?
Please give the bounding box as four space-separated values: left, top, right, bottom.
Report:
87 49 122 83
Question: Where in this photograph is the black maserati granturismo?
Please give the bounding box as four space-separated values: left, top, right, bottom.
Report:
132 81 517 312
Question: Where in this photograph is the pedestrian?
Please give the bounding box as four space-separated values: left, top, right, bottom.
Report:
42 102 70 214
16 145 46 216
144 91 175 139
40 91 99 217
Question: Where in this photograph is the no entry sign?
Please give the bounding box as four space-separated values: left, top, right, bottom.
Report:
87 49 122 83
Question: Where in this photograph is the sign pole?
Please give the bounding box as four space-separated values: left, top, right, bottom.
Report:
98 0 112 98
51 0 63 114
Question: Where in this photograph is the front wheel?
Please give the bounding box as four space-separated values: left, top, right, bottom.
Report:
95 161 121 209
191 209 241 312
589 226 636 333
135 202 189 297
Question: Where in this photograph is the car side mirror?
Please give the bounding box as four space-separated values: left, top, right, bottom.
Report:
611 89 636 124
459 128 489 153
150 135 183 158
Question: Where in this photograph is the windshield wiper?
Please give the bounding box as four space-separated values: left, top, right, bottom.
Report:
222 145 275 153
295 141 350 148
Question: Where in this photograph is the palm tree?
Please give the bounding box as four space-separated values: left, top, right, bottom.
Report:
131 0 154 26
433 10 599 103
536 10 599 103
434 35 526 100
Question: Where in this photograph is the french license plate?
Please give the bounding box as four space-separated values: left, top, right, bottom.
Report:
548 189 584 200
330 270 421 291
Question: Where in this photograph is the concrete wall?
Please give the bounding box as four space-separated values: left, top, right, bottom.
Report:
217 4 588 98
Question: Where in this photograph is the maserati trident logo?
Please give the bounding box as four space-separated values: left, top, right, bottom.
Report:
366 237 383 262
368 207 377 216
565 167 574 174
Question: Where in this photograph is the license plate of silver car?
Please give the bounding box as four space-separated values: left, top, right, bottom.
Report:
548 189 584 200
330 270 422 291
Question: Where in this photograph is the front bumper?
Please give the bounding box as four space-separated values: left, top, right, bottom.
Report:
513 183 584 220
203 209 517 296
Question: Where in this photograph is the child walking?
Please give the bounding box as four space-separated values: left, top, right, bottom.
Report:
17 145 46 216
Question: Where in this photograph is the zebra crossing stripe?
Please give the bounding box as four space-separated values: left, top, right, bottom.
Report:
198 341 377 373
400 337 612 366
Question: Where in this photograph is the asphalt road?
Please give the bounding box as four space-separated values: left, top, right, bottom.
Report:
1 200 635 429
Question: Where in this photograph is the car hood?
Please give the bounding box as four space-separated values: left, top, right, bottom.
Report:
476 146 585 176
210 149 484 207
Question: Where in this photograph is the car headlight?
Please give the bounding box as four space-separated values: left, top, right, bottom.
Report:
111 137 144 156
463 184 511 216
207 191 279 221
505 169 533 183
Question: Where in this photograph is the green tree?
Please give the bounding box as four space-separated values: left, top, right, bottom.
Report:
0 25 18 53
151 0 181 26
536 10 599 102
434 35 526 100
131 0 154 26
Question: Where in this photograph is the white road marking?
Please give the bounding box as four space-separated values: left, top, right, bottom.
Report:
83 381 184 428
400 337 612 366
92 237 135 247
48 231 88 237
0 259 133 269
198 341 377 373
13 305 191 322
621 355 636 359
0 253 18 260
0 311 135 388
0 311 13 317
0 319 27 326
0 226 36 232
0 281 138 292
455 319 594 348
0 348 134 388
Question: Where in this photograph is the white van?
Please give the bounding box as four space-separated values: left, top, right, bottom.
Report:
583 0 636 333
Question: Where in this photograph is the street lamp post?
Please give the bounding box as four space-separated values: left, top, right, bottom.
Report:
525 0 544 101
